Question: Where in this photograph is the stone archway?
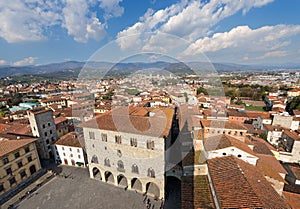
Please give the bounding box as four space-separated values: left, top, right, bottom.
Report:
92 167 102 180
131 178 142 192
117 174 128 188
104 171 114 184
146 182 160 198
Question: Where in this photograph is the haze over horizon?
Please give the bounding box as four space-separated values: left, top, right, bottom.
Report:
1 0 300 66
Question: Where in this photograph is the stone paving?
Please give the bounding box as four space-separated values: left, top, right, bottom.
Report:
8 166 165 209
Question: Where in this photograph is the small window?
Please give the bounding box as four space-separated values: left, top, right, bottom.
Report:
62 147 65 151
147 168 155 178
9 177 16 185
27 156 32 162
63 153 66 156
115 135 122 144
17 161 23 168
146 140 155 150
0 184 4 192
3 157 9 165
132 164 139 174
50 130 53 134
91 155 98 164
222 153 226 156
42 124 45 129
117 160 124 172
44 132 47 137
130 138 137 147
20 170 26 178
69 148 72 152
89 131 95 139
117 150 122 157
77 149 80 153
70 154 73 157
101 133 107 142
104 158 110 167
14 152 20 159
48 123 50 126
238 154 242 158
46 139 50 144
78 155 81 159
24 146 30 153
6 167 12 175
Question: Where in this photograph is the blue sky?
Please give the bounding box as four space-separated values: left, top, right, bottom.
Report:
0 0 300 66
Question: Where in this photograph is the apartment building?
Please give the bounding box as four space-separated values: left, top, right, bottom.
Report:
0 138 41 196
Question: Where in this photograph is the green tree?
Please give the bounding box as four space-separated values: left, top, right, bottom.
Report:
197 87 208 95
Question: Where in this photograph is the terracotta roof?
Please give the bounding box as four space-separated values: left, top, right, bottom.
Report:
204 134 256 156
41 97 66 103
283 191 300 209
250 136 277 152
208 156 290 209
0 138 37 157
54 132 82 148
283 129 300 141
201 119 247 130
243 124 265 135
256 154 287 182
246 111 270 119
27 107 52 115
54 116 68 125
227 109 248 117
287 164 300 179
181 175 215 209
263 124 285 132
81 107 174 137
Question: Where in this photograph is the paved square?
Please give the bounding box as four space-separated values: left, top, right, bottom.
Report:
14 166 164 209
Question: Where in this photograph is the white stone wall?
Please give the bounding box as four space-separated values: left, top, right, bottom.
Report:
291 120 299 131
83 127 166 198
55 144 86 167
207 147 258 165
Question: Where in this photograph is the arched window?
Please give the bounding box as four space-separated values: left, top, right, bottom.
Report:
147 168 155 178
132 164 139 174
117 160 125 172
91 155 98 164
104 158 110 167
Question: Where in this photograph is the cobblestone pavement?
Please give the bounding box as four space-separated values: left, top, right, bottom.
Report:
9 166 165 209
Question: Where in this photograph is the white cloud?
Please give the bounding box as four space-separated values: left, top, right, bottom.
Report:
183 24 300 56
0 0 61 43
99 0 124 20
258 50 288 59
0 60 7 65
62 0 106 43
0 0 109 43
13 57 37 66
117 0 274 50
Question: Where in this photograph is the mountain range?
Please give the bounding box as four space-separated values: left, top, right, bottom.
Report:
0 61 300 79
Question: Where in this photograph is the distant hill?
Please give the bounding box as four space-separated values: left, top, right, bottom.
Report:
1 61 300 79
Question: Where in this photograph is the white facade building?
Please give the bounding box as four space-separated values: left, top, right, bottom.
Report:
81 107 175 199
54 132 86 167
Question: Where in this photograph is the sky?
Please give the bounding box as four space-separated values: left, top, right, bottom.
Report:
0 0 300 66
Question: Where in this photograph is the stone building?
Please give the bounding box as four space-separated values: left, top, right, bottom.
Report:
27 108 58 159
0 138 41 196
81 107 175 199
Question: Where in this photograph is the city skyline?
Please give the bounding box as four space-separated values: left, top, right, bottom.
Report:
1 0 300 66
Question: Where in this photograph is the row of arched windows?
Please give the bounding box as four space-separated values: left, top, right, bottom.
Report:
91 155 155 177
